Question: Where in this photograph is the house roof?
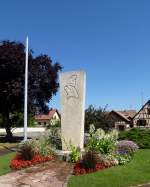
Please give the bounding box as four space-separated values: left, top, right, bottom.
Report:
110 110 131 122
133 100 150 119
35 109 57 120
118 110 136 119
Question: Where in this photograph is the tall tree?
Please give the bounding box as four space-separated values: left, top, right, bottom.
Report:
0 41 62 141
85 105 113 132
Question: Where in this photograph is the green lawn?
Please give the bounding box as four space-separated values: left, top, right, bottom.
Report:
0 152 15 176
68 149 150 187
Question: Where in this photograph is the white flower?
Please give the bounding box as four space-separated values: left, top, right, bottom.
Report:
95 128 105 139
89 124 95 135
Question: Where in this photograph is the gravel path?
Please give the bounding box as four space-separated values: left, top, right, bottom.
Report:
0 160 73 187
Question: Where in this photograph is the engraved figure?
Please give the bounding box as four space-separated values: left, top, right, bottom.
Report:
64 74 79 99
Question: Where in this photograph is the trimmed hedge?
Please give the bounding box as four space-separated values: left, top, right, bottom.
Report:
119 128 150 149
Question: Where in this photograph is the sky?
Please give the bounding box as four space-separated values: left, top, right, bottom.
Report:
0 0 150 111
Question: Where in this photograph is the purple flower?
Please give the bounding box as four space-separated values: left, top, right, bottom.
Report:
116 140 138 155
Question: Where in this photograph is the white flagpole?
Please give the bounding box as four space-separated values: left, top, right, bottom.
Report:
24 37 29 141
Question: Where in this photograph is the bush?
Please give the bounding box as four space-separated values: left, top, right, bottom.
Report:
116 140 138 156
80 150 100 169
18 140 36 161
37 135 54 157
87 125 118 154
69 144 81 163
18 135 54 161
119 128 150 149
115 154 131 165
48 127 62 150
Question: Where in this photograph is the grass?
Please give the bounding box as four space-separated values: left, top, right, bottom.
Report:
0 152 15 176
68 149 150 187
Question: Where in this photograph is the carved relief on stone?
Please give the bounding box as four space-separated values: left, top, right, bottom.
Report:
64 74 79 99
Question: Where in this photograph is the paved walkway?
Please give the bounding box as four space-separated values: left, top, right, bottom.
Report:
135 183 150 187
0 160 73 187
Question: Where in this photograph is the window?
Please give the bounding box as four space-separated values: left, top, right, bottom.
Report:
147 108 150 115
137 119 147 127
118 125 126 131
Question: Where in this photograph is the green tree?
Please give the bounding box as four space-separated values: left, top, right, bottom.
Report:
85 105 113 132
0 41 62 141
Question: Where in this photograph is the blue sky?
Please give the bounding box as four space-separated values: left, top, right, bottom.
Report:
0 0 150 111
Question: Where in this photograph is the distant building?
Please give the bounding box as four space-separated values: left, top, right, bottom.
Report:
133 100 150 128
35 109 60 126
109 110 136 131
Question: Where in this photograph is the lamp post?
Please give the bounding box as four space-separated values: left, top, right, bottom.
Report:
24 37 28 141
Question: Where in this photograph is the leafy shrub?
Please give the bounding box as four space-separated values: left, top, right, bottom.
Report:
18 140 36 161
63 140 81 163
115 154 131 165
87 125 118 154
119 128 150 149
18 134 54 161
37 134 54 157
69 144 81 163
48 127 62 150
116 140 138 156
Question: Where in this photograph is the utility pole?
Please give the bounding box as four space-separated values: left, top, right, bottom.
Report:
24 37 28 141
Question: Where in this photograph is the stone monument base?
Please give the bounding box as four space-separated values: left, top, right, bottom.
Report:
54 149 71 162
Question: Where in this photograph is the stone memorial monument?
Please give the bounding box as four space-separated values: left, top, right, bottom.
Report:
60 70 86 150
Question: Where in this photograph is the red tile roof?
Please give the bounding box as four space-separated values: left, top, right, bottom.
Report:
110 110 136 122
35 109 56 120
111 110 130 122
118 110 136 119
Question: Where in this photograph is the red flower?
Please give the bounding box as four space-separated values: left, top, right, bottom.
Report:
73 162 113 175
10 154 53 170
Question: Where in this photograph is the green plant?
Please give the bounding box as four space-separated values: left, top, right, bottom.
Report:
63 139 81 163
87 125 118 154
37 134 54 157
119 128 150 149
48 127 62 149
115 154 131 165
69 144 81 163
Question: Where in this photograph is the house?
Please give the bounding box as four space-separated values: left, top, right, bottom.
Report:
35 108 60 126
109 110 136 131
133 100 150 128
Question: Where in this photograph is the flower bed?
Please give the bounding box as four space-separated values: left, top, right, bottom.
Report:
73 161 116 175
10 154 53 170
70 125 139 176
